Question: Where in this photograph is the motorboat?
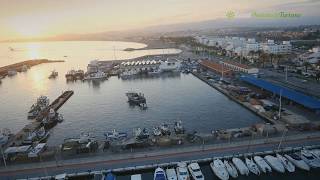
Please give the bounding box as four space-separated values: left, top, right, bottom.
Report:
7 70 17 76
276 154 295 172
49 70 58 79
187 163 204 180
285 153 310 171
159 60 181 72
65 70 76 81
223 160 238 178
245 157 260 175
104 129 127 140
154 167 167 180
126 92 146 105
253 156 272 173
310 149 320 160
84 71 108 80
300 150 320 168
174 121 185 134
160 123 171 136
131 174 142 180
176 162 190 180
232 157 249 176
153 127 162 136
75 70 85 80
134 128 149 140
264 155 285 173
166 168 177 180
210 159 229 180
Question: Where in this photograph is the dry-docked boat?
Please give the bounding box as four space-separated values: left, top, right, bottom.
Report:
210 159 229 180
232 157 249 176
264 155 285 173
48 70 58 79
253 156 272 173
245 157 260 175
276 154 295 173
285 153 310 171
223 160 238 178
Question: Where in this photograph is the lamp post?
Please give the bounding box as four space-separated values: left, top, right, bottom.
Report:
1 146 6 167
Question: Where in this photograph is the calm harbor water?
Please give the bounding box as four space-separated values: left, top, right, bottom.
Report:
0 41 262 146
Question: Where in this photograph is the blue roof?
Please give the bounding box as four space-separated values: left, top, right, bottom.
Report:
240 75 320 110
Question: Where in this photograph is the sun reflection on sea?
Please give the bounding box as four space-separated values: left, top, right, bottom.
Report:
29 69 48 93
26 43 41 59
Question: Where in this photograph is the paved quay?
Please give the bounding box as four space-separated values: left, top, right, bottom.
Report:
1 131 320 179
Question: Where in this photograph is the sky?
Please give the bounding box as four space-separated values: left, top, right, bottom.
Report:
0 0 319 41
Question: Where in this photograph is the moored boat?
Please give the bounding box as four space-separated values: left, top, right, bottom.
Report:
166 168 177 180
134 128 149 140
49 70 58 79
154 167 167 180
188 163 204 180
245 157 260 175
153 127 162 136
104 129 128 140
264 155 285 173
285 153 310 171
210 159 229 180
223 160 238 178
160 123 171 136
300 150 320 168
276 154 295 173
176 162 190 180
253 156 272 173
174 121 185 134
232 157 249 176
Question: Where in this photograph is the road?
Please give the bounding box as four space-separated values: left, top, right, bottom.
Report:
1 132 320 179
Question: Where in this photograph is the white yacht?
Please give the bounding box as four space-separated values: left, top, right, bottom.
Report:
176 162 190 180
84 71 108 80
104 129 127 140
131 174 142 180
232 157 249 176
245 157 260 175
276 154 295 173
166 168 177 180
264 155 285 173
154 167 167 180
285 153 310 171
187 163 204 180
210 159 229 180
159 60 180 72
300 150 320 168
223 160 238 178
253 156 272 173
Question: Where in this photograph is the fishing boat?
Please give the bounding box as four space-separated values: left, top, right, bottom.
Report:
159 60 181 72
210 159 229 180
104 129 127 140
253 156 272 173
245 157 260 175
7 70 17 76
176 162 190 180
131 174 142 180
174 121 185 134
285 153 310 171
133 128 149 140
28 96 50 119
48 70 58 79
223 160 238 178
75 70 85 80
166 168 177 180
187 163 204 180
232 157 249 176
65 70 76 81
160 123 171 136
154 167 167 180
153 127 162 136
126 92 146 105
276 154 295 172
300 150 320 168
84 71 108 80
264 155 285 173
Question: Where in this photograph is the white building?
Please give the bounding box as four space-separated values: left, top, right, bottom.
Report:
299 47 320 64
220 61 259 74
261 40 292 54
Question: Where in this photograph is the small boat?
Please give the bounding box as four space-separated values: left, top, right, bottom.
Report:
126 92 146 105
285 153 310 171
176 162 190 180
160 123 171 136
7 70 17 76
253 156 272 173
166 168 177 180
65 70 76 81
276 154 295 173
300 150 320 168
223 160 238 178
104 129 127 140
174 121 185 134
84 71 108 80
131 174 142 180
49 70 58 79
154 167 167 180
232 157 249 176
187 163 204 180
245 157 260 175
153 127 162 136
310 149 320 160
210 159 229 180
134 128 149 140
264 155 285 173
21 65 29 72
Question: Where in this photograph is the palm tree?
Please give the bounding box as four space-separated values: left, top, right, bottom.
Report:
302 61 311 72
259 53 269 68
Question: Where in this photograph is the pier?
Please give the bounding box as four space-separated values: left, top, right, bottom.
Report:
4 91 74 148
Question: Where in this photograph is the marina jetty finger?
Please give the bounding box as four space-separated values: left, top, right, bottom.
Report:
0 59 65 77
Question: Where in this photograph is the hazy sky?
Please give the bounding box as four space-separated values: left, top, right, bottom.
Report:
0 0 319 40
